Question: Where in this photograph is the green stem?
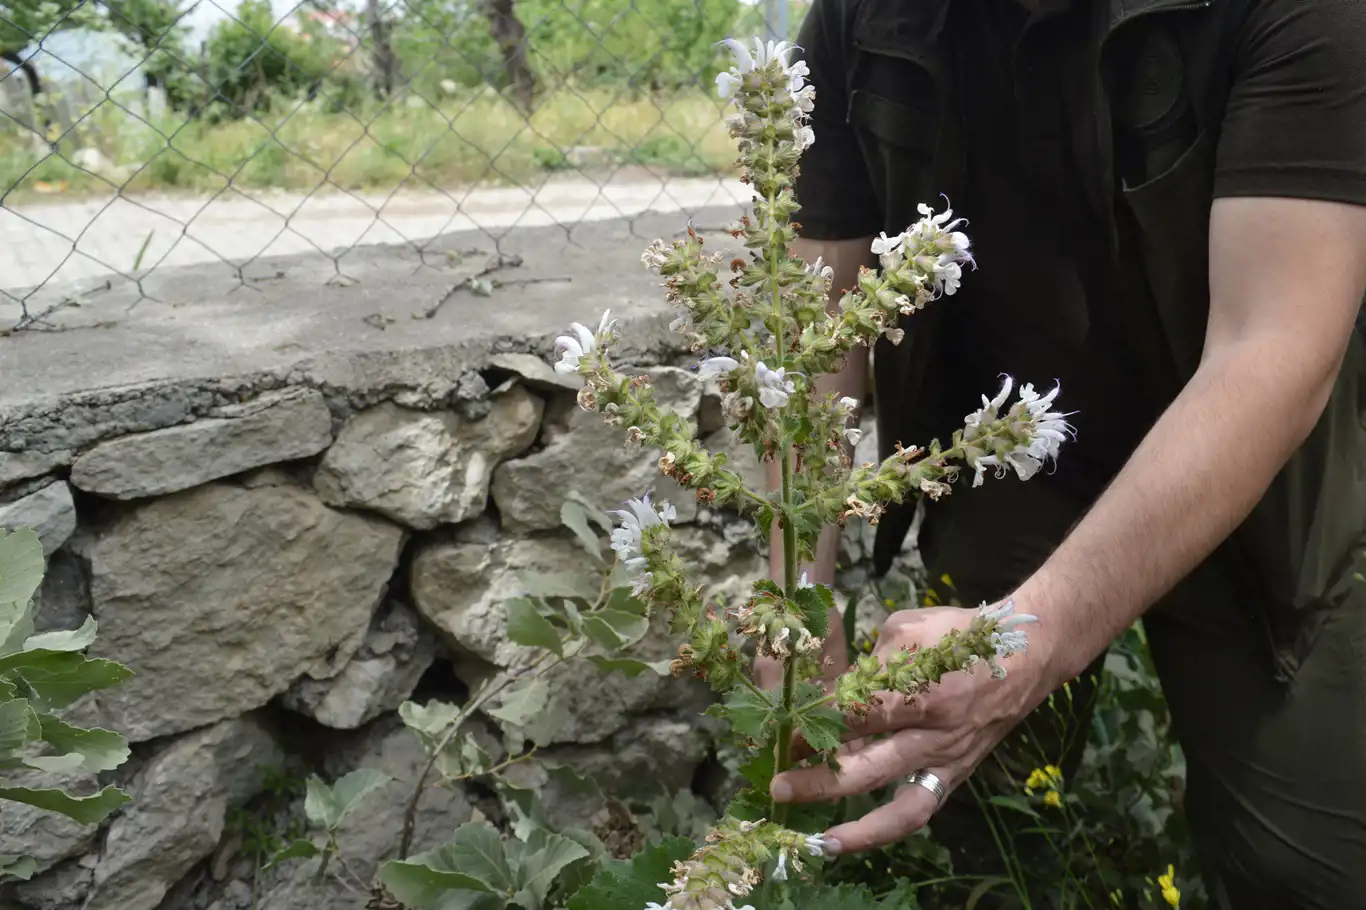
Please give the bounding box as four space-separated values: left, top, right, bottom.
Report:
771 455 799 824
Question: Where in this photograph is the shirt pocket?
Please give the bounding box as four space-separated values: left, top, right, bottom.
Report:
846 51 941 232
1119 128 1216 379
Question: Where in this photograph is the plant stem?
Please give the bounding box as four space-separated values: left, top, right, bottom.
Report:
771 454 799 824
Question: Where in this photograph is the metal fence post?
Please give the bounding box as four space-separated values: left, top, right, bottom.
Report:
763 0 789 42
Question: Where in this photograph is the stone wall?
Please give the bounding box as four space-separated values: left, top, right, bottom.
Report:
0 212 901 910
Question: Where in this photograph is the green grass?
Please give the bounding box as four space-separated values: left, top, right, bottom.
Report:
0 84 741 201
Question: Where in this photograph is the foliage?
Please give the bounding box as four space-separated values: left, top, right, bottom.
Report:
0 527 134 881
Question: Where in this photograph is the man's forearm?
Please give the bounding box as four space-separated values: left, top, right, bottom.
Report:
1015 336 1345 688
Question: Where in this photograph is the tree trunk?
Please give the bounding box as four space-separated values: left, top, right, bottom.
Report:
479 0 536 110
367 0 397 98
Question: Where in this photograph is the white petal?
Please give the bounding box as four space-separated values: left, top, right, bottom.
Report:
715 70 741 99
719 37 755 72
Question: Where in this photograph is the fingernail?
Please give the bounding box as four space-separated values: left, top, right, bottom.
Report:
770 779 793 802
822 837 843 856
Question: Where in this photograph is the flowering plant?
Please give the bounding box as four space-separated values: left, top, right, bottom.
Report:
542 36 1072 909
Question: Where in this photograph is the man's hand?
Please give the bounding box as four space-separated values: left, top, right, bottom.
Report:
769 606 1055 854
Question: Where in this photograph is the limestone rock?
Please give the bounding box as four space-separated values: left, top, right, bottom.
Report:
70 389 333 500
76 482 404 742
410 533 588 666
0 481 75 554
253 719 473 910
282 600 436 729
487 352 581 393
0 768 100 877
0 449 71 492
491 367 703 534
12 855 96 910
314 386 542 530
83 715 284 910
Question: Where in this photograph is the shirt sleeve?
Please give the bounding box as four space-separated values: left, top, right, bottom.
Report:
1214 0 1366 205
792 0 885 240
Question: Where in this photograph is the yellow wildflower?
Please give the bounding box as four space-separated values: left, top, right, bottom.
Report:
883 598 895 607
1024 765 1064 794
1043 790 1062 809
1157 865 1180 907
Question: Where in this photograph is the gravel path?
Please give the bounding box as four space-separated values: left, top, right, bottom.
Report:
2 172 748 294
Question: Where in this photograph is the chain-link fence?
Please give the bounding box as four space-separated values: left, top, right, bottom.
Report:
0 0 799 330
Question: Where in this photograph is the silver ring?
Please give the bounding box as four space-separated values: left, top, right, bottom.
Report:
907 769 948 808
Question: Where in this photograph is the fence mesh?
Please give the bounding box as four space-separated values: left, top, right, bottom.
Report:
0 0 799 331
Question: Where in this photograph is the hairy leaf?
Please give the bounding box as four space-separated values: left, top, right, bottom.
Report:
794 703 845 754
0 854 36 881
585 656 671 678
382 820 516 906
263 838 321 871
511 827 591 907
0 651 133 710
793 584 834 639
565 836 695 910
0 698 39 760
581 610 649 650
715 685 776 740
33 714 129 773
0 529 43 610
506 599 564 657
23 617 97 654
559 501 603 562
400 699 461 740
515 570 597 602
0 784 129 825
304 769 390 831
487 678 550 730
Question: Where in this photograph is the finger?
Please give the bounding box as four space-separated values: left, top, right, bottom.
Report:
771 728 948 804
820 766 954 855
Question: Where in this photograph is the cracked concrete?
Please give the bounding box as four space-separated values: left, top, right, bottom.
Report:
0 204 745 458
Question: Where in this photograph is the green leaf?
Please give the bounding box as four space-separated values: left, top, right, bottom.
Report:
0 651 133 710
435 734 492 781
512 827 591 907
965 876 1014 910
717 685 776 740
23 617 97 653
497 779 552 842
779 880 887 910
303 769 391 831
0 602 34 659
515 570 597 602
487 678 550 730
581 610 649 650
381 820 516 907
505 599 564 657
725 786 769 823
0 698 39 759
399 700 461 739
795 703 845 754
0 854 37 881
985 794 1042 820
793 584 834 639
0 529 44 609
559 501 603 562
565 836 695 910
0 784 129 825
584 656 671 678
262 838 321 871
33 714 129 773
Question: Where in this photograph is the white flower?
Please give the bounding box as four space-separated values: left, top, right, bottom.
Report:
804 833 831 857
795 124 816 150
870 231 904 257
641 239 669 271
754 360 796 409
697 355 741 378
886 326 905 345
837 396 859 415
797 571 813 589
716 37 813 111
978 599 1038 659
609 494 676 573
845 427 863 446
804 256 833 282
631 571 654 597
772 851 789 882
900 198 975 298
553 309 616 374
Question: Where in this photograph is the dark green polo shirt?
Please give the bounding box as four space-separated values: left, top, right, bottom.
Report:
795 0 1366 502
